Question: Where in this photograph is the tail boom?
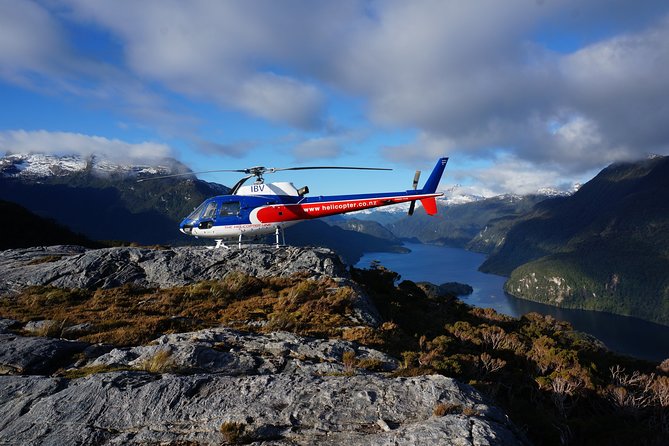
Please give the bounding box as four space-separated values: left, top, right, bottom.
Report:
251 192 441 223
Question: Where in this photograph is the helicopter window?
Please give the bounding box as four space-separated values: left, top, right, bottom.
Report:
202 202 218 219
219 201 241 217
187 202 206 220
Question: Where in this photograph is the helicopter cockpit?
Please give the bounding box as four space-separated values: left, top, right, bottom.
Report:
180 197 246 234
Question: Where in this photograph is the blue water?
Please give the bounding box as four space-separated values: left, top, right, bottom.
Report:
356 243 669 362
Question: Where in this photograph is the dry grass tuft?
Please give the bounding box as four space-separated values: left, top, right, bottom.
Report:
139 349 179 374
220 421 249 444
59 364 132 379
26 255 63 265
0 273 359 347
433 402 462 417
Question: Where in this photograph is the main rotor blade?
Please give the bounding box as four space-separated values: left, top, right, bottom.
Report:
136 165 392 183
136 169 248 182
271 166 392 172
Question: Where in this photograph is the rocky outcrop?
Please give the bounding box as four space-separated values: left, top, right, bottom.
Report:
0 333 87 375
0 244 347 294
0 245 524 444
87 328 398 376
0 372 520 445
0 327 523 445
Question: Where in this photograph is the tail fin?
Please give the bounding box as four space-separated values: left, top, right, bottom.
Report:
420 157 449 193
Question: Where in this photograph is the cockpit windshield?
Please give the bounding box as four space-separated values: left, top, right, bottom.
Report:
186 202 206 221
202 201 218 219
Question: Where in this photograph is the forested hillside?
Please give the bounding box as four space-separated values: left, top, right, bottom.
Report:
481 156 669 325
387 195 547 247
0 200 101 249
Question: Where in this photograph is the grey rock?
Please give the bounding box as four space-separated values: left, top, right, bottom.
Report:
0 334 88 375
0 245 524 444
61 322 94 338
0 244 382 327
86 327 397 376
0 244 348 293
0 372 523 445
23 320 60 336
0 318 18 334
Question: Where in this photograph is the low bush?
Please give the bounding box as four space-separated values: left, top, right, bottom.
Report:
220 421 250 444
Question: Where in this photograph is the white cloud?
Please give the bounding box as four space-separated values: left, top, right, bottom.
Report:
3 0 669 190
234 74 323 128
62 0 334 129
194 139 254 158
332 1 668 172
293 137 344 161
0 130 172 163
0 0 194 137
449 155 588 196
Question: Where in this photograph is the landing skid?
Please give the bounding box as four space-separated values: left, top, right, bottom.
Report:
213 239 231 249
209 227 286 249
274 226 286 248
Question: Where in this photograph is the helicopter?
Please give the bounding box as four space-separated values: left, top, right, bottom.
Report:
140 157 448 248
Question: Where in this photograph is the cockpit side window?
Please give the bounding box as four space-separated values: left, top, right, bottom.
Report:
219 201 241 217
202 201 218 219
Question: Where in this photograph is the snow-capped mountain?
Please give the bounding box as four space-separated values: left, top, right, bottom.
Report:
535 184 580 197
0 152 228 245
0 153 184 179
354 187 564 219
442 193 485 205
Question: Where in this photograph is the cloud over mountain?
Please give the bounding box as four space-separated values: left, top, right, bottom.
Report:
1 0 668 192
0 130 172 164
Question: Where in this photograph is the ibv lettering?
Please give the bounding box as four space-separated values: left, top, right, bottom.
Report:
251 185 265 192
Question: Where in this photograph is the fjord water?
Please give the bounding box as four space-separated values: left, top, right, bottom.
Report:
356 243 669 362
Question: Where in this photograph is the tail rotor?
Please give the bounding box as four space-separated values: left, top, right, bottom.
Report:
408 170 421 216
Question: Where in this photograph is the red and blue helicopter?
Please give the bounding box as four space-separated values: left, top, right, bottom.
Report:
143 157 448 248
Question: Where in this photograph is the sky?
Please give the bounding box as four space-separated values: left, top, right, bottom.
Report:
1 0 669 196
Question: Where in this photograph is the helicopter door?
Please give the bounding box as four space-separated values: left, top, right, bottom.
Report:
217 201 242 224
198 201 218 229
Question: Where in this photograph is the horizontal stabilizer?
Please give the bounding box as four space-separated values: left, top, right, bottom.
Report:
420 197 438 215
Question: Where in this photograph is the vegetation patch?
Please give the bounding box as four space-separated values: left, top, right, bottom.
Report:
59 364 133 379
433 402 462 416
0 273 358 346
138 349 180 374
2 264 668 444
350 266 669 446
220 421 251 444
25 255 64 265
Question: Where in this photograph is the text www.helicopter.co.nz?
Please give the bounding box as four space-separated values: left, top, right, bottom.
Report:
304 200 379 213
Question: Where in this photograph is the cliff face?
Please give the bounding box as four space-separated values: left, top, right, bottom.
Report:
0 245 347 293
0 245 523 445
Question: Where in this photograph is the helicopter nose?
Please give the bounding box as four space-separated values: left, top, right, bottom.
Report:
179 222 194 235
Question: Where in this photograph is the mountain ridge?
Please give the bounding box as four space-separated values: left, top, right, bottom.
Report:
0 153 405 262
481 156 669 325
